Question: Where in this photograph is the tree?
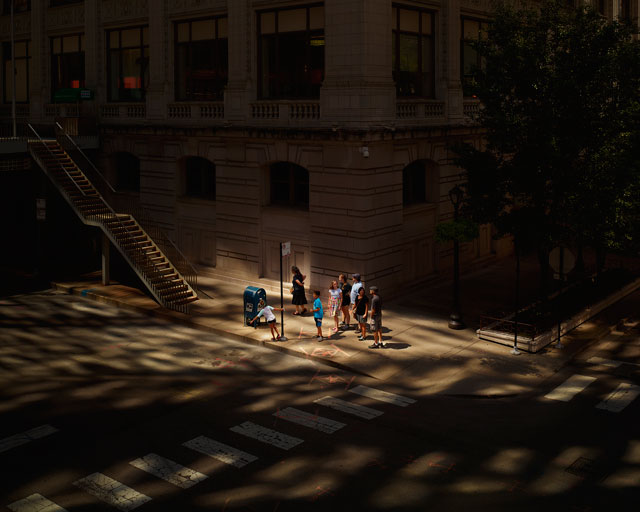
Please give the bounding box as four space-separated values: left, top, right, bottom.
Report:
454 1 640 288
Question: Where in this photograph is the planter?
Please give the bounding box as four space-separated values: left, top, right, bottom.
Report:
477 275 640 353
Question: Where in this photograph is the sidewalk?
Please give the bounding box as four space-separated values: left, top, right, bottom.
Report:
50 255 634 398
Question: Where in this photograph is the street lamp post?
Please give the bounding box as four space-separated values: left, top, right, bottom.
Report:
448 184 465 330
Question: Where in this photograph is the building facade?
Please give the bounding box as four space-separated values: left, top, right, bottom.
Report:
1 0 637 294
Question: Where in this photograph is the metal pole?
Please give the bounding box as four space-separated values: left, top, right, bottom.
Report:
512 237 521 355
279 242 287 341
11 0 17 138
557 247 565 349
448 196 465 330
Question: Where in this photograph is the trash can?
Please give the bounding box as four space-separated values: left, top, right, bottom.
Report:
244 286 267 327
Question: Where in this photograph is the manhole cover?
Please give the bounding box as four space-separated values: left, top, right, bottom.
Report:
565 457 607 481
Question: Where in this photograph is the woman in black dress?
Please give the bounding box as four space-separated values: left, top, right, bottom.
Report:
291 266 307 315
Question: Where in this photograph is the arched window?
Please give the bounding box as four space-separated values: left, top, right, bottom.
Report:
183 156 216 200
403 160 437 206
403 161 426 206
112 152 140 192
269 162 309 209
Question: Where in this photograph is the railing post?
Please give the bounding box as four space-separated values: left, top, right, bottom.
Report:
102 231 110 286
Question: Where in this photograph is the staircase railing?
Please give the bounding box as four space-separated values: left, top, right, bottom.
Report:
54 122 198 294
28 124 194 313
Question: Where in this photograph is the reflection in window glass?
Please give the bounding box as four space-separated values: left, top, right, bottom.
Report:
392 5 434 98
51 34 85 97
175 17 228 101
258 4 324 99
107 26 148 102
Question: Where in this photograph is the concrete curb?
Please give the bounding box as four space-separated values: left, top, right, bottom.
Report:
51 282 375 378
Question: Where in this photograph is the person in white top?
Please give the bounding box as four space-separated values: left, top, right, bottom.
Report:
327 280 343 333
249 305 286 341
350 273 363 329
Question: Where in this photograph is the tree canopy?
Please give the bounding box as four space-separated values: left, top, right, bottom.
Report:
455 1 640 270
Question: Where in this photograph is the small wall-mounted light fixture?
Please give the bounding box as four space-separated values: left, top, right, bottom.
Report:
359 146 369 158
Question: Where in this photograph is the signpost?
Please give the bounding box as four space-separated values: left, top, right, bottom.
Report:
279 242 291 341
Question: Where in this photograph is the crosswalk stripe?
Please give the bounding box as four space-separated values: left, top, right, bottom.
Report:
8 493 68 512
587 356 640 368
230 421 304 450
183 436 258 468
596 382 640 413
587 357 624 368
544 375 597 402
273 407 346 434
129 453 207 489
348 385 416 407
0 424 58 454
314 396 383 420
73 472 151 511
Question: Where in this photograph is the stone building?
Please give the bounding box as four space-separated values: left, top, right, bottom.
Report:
1 0 637 296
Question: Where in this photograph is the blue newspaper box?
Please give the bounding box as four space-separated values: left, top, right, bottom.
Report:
244 286 267 327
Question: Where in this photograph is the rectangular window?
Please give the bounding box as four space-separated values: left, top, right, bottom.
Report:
51 34 85 99
2 0 30 14
461 17 489 98
106 26 149 102
174 16 228 101
392 5 435 98
258 3 325 100
621 0 631 20
3 40 30 103
50 0 83 6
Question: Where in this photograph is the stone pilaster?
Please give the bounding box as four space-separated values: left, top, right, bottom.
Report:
84 0 101 102
29 0 45 121
225 0 251 121
320 0 396 127
147 0 168 119
443 0 464 123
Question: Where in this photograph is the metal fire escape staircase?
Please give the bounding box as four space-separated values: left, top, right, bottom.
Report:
28 123 199 312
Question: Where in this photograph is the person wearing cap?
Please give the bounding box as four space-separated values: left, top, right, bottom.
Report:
368 285 384 349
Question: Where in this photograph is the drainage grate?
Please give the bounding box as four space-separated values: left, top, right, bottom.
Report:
565 457 607 481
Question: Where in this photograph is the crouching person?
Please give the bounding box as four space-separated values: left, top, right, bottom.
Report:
249 304 285 341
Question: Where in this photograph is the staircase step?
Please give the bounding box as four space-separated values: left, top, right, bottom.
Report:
172 295 199 306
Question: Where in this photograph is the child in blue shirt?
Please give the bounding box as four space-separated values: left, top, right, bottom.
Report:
311 290 324 341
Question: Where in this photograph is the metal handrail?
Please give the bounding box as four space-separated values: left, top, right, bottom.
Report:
29 125 192 312
28 124 88 200
54 122 198 294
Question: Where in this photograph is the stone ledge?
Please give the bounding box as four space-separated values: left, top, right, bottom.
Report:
477 276 640 353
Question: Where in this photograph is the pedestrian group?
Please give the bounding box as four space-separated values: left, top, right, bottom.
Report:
252 266 385 349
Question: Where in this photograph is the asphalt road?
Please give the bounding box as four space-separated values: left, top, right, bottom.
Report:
1 290 639 512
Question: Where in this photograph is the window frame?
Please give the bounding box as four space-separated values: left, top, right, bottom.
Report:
460 16 489 98
106 25 149 103
257 3 325 100
50 33 85 99
182 156 216 201
392 4 436 99
268 162 309 210
2 0 30 14
2 40 31 104
402 161 436 207
112 151 140 193
174 16 228 102
50 0 83 6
